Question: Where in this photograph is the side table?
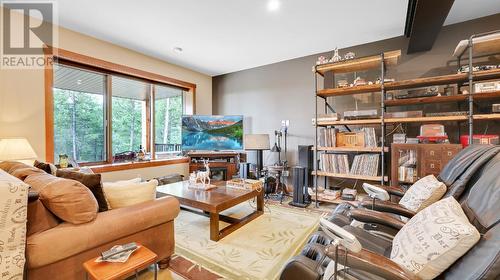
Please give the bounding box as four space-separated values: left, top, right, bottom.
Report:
83 244 158 280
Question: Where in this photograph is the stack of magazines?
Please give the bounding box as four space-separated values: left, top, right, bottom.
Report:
319 154 349 174
350 154 379 176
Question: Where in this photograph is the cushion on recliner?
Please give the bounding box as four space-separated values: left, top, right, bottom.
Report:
445 146 500 200
438 144 495 187
390 197 480 280
460 152 500 233
398 174 446 212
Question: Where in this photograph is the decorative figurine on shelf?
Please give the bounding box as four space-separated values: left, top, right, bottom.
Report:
195 159 211 186
353 77 367 86
344 51 355 60
316 55 328 65
330 48 342 63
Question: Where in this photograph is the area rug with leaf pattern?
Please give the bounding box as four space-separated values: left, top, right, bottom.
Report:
174 203 321 280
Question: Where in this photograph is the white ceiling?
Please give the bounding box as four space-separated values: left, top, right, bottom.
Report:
44 1 500 76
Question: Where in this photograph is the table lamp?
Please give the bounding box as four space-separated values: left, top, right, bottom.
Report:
0 138 38 165
244 134 270 179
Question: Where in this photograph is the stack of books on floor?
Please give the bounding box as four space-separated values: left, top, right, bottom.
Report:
350 154 379 177
319 154 349 174
318 127 338 147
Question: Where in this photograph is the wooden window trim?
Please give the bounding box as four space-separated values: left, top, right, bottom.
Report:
89 157 189 173
44 48 196 165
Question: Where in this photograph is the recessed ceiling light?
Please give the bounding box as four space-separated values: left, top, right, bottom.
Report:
267 0 281 12
76 79 82 85
173 47 183 54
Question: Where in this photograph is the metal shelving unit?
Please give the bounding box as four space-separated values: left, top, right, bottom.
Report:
312 30 500 206
455 29 500 144
313 51 399 206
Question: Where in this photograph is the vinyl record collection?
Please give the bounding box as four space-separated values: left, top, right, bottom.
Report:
358 128 377 147
319 154 349 174
319 153 379 177
318 128 337 147
350 154 379 177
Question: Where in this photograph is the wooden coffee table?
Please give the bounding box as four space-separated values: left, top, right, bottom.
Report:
157 181 264 241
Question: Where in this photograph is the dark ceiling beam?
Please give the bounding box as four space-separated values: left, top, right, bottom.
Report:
405 0 455 54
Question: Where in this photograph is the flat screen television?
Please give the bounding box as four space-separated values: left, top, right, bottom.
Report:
181 115 243 151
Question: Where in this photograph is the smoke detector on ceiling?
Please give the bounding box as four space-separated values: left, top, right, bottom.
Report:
173 47 183 54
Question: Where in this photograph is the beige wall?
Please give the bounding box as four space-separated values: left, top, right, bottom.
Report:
0 8 211 178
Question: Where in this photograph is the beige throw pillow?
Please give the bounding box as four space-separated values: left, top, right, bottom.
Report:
399 174 446 212
390 197 480 280
103 179 158 209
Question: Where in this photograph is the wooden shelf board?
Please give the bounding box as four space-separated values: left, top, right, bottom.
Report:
386 91 500 106
454 35 500 57
317 84 382 97
314 146 388 152
316 69 500 97
386 94 468 106
474 113 500 121
315 113 500 127
316 50 401 76
312 171 387 182
386 115 468 123
473 68 500 81
316 118 382 126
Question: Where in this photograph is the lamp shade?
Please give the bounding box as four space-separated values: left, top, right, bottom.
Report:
0 138 37 161
244 134 270 150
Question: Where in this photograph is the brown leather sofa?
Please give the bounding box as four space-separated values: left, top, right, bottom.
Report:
0 161 180 280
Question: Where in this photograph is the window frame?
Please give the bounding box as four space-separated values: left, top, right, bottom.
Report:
45 48 196 165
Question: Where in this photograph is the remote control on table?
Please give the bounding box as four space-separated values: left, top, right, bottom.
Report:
101 242 138 260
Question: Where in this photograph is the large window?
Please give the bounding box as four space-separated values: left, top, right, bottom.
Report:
154 84 183 158
111 76 149 156
53 65 106 163
52 62 187 164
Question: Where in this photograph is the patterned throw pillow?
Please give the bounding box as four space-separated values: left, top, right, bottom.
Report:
399 174 446 212
103 179 158 209
390 197 480 280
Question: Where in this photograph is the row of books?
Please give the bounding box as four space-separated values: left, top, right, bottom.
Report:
318 127 377 148
398 166 417 183
319 153 380 177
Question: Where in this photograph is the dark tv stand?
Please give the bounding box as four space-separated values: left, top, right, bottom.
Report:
187 151 247 181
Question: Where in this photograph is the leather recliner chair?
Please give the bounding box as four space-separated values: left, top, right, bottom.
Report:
329 144 500 237
280 147 500 280
322 153 500 280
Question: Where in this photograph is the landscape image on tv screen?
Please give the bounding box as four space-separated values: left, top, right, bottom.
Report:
182 115 243 150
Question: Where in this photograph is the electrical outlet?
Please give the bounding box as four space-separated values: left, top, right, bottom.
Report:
281 120 289 127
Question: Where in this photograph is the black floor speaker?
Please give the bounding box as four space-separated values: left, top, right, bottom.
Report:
298 145 313 188
289 166 311 208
